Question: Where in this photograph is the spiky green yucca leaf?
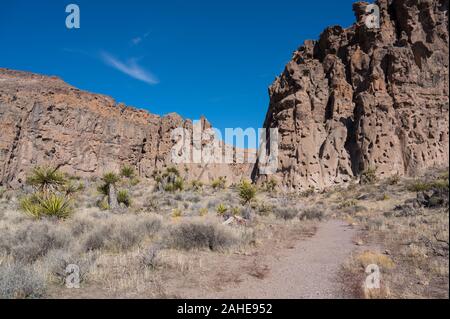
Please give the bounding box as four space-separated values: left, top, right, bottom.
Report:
20 195 41 218
117 190 131 207
63 182 79 196
37 193 72 219
164 167 180 177
102 172 120 186
20 193 72 219
211 177 227 190
120 165 135 179
26 167 66 192
97 183 109 196
216 204 228 216
190 180 203 191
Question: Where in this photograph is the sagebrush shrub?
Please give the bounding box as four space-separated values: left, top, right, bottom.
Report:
164 221 237 251
0 262 46 299
82 215 161 252
0 221 68 264
273 206 298 220
300 208 324 221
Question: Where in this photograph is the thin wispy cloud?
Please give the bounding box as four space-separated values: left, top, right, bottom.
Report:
131 31 151 46
100 52 159 85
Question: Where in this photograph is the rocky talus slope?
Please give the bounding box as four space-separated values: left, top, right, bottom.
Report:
0 69 250 188
255 0 449 191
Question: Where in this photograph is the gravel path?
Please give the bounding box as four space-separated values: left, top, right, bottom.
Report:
212 219 356 299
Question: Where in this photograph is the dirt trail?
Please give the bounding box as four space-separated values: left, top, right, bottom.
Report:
210 219 357 299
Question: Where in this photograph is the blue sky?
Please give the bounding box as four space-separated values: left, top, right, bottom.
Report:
0 0 357 138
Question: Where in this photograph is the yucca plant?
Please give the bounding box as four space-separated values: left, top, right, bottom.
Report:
38 193 72 219
231 206 241 217
190 180 203 192
20 193 72 219
117 190 131 207
120 165 136 179
26 166 66 193
100 172 120 210
155 167 185 193
20 194 42 219
216 203 228 216
102 172 120 185
164 167 180 177
97 198 110 211
211 177 227 190
238 180 257 205
63 181 80 197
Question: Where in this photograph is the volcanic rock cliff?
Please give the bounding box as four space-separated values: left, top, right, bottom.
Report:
0 69 250 188
1 0 448 191
255 0 449 191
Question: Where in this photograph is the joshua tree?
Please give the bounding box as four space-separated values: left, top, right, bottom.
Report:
26 166 66 193
101 172 120 210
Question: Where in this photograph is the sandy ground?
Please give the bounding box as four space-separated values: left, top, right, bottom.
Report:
201 220 357 299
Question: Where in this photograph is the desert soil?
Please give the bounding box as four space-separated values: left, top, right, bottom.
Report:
196 219 357 299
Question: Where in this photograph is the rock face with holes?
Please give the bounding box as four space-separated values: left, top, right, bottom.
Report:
255 0 449 191
0 69 251 188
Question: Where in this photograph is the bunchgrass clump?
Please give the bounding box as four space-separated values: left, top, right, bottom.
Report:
163 221 237 251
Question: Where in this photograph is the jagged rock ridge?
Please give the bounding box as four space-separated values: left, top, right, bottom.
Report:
0 69 250 188
255 0 449 191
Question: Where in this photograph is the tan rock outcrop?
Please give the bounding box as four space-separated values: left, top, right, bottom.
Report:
255 0 449 191
0 69 251 188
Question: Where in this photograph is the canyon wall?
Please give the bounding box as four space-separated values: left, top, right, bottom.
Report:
1 0 448 191
0 69 250 188
255 0 449 191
